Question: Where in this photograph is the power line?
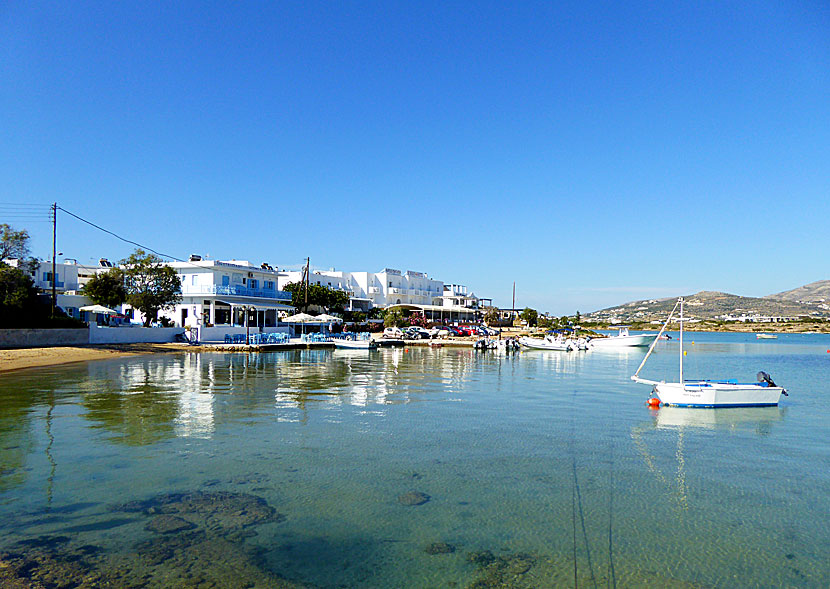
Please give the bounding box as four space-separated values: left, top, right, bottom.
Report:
57 206 188 263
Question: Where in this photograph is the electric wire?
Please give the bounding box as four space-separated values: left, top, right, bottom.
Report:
57 206 187 263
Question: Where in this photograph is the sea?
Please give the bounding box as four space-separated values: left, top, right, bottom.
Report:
0 332 828 587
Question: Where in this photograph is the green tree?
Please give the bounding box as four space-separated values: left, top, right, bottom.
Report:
283 281 350 312
82 268 127 309
0 224 32 261
575 311 581 324
520 307 538 327
483 306 499 325
121 250 182 327
0 263 38 326
383 307 406 328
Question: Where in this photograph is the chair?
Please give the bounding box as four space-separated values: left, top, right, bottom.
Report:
224 334 232 344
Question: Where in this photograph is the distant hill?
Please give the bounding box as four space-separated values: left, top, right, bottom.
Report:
767 280 830 303
585 286 830 324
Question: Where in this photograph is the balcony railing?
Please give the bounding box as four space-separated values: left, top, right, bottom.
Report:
182 284 292 301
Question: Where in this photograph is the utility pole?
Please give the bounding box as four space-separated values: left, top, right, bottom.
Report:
512 281 516 322
51 203 57 317
304 257 310 311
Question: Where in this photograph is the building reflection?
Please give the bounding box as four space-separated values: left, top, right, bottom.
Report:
65 347 504 443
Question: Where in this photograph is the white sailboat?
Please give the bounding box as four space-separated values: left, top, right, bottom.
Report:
631 298 787 407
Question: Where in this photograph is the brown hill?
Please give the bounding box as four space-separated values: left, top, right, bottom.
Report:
767 280 830 303
586 288 830 323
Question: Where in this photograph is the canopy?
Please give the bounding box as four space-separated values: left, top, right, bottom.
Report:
80 304 120 315
282 312 324 323
315 314 342 323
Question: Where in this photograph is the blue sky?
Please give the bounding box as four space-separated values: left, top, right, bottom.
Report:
2 2 828 314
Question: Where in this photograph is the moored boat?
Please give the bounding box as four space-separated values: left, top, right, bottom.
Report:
631 298 787 407
590 326 658 348
519 335 576 351
756 333 777 339
333 335 378 350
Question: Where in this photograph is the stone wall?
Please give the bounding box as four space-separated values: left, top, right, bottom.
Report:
0 328 90 349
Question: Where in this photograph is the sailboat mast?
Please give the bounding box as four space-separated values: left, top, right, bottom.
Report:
679 297 684 384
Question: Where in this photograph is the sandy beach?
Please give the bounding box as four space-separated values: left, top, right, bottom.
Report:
0 343 195 374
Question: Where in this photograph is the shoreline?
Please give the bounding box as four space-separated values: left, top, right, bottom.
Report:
3 325 827 374
0 343 196 374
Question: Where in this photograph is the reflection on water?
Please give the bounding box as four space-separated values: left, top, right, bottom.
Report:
0 344 828 587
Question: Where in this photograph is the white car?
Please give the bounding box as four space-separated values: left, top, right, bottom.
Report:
383 326 404 338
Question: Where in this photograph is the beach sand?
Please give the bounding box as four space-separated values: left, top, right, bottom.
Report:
0 343 195 374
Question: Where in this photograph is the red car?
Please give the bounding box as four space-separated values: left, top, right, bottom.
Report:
454 326 472 337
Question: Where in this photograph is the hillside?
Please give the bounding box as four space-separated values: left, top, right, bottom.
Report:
585 288 830 324
767 280 830 303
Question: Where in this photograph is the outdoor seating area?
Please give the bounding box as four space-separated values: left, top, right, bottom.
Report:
299 333 332 343
223 333 290 345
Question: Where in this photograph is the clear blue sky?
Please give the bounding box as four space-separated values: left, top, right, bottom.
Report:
2 2 828 314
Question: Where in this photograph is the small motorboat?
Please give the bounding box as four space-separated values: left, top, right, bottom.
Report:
756 333 777 339
333 335 378 350
519 334 576 351
590 326 658 348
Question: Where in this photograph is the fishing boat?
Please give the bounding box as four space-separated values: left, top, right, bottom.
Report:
590 326 658 348
518 334 576 351
756 333 778 339
631 298 787 407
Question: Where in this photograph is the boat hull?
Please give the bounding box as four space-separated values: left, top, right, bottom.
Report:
333 339 377 350
654 381 783 407
518 337 572 351
591 334 658 348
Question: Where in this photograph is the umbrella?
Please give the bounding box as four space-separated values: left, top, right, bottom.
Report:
315 314 342 323
281 312 325 336
282 312 321 323
80 304 120 315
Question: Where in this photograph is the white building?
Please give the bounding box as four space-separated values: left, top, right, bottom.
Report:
2 257 115 318
129 258 294 328
276 267 445 312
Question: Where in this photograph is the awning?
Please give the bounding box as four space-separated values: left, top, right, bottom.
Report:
79 304 120 314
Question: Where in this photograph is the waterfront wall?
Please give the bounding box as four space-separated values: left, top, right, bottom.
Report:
0 328 90 349
0 325 291 348
88 326 182 344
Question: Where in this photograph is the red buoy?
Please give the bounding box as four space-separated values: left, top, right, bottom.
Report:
647 397 661 407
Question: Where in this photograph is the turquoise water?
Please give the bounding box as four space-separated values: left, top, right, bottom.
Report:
1 334 828 587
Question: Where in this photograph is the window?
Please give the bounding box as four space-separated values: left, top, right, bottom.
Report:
264 281 274 290
222 275 230 286
249 279 258 290
191 275 197 285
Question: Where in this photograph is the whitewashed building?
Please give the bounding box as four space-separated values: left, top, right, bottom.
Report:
129 258 294 328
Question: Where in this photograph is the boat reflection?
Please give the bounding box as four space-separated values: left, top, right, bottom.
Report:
650 405 786 433
631 405 787 512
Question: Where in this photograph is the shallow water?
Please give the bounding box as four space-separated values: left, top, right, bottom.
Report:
1 334 828 587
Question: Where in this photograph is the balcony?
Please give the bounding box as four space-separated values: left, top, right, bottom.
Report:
182 284 292 301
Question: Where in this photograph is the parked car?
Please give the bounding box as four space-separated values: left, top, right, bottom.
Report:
404 326 431 339
383 326 404 338
482 326 499 336
429 326 452 338
454 326 472 337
